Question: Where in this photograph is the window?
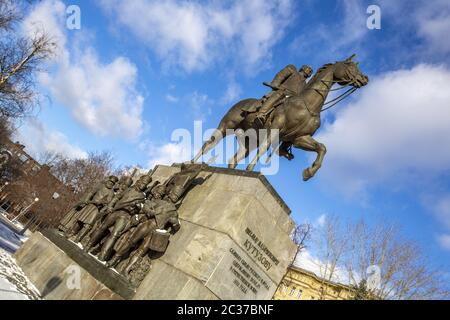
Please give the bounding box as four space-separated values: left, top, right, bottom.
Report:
289 287 296 296
18 153 29 163
297 289 303 299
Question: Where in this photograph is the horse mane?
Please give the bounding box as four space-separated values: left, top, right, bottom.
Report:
306 63 334 87
316 63 333 74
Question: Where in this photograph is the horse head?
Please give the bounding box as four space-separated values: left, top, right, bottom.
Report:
333 54 369 88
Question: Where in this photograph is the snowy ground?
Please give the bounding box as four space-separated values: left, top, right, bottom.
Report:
0 220 41 300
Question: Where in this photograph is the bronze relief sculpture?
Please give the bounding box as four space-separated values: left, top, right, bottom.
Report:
84 174 151 261
57 163 205 285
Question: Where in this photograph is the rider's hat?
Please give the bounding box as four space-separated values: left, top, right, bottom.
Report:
107 175 119 183
300 65 313 73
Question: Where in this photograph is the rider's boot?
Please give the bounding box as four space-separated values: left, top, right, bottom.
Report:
254 113 267 127
254 92 281 127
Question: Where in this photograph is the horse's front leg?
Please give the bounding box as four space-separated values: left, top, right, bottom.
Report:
228 129 252 169
192 128 225 163
293 135 327 181
246 129 276 171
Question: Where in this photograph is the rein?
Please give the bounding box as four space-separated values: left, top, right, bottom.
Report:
321 87 357 112
316 70 358 113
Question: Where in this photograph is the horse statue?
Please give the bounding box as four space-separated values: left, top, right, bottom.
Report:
192 55 369 181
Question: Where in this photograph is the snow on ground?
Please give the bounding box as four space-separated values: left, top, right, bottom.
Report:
0 248 41 300
0 221 23 253
0 219 41 300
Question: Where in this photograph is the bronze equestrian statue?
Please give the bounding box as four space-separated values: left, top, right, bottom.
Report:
192 55 369 181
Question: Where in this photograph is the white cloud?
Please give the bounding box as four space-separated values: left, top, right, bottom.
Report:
421 193 450 250
221 80 242 105
146 142 191 169
165 94 179 103
415 0 450 56
316 64 450 196
187 91 212 121
15 120 87 160
24 0 145 140
294 249 351 285
39 51 144 139
288 0 368 64
437 234 450 251
315 214 327 228
21 0 67 57
378 0 450 58
99 0 294 73
430 195 450 231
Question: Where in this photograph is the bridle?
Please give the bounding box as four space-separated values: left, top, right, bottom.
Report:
305 63 360 113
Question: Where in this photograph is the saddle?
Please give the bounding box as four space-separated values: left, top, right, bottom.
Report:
239 99 261 113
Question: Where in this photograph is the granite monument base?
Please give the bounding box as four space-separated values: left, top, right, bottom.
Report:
15 165 297 300
14 231 125 300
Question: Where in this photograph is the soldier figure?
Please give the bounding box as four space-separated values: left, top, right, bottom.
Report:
66 175 118 242
106 164 203 272
107 185 180 273
84 175 152 261
81 176 134 247
60 191 98 235
254 64 313 126
104 176 134 216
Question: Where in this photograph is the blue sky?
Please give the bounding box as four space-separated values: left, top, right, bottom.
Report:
15 0 450 273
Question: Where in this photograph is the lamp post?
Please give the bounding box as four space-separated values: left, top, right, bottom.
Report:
0 181 9 193
12 197 39 222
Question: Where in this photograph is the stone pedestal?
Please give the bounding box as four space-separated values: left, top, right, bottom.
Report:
15 231 125 300
15 165 297 300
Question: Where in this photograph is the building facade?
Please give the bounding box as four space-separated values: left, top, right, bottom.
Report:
0 139 75 229
273 265 354 300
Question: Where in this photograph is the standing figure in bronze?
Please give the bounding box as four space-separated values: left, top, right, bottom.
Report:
66 175 118 242
84 175 151 261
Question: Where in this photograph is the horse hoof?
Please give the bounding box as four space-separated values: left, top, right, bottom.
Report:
302 168 313 181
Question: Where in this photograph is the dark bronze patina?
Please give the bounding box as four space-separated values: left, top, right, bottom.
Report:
192 55 368 181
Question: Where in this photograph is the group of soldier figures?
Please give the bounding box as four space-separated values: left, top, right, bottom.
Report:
58 163 206 281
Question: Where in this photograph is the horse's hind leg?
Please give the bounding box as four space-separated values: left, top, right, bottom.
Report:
292 135 326 181
192 126 226 163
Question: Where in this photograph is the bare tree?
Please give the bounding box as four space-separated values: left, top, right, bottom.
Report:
47 151 116 194
313 215 349 299
310 215 449 300
345 219 449 300
0 0 19 31
0 0 56 119
0 115 13 144
0 116 22 181
36 150 64 167
275 222 313 295
291 223 313 263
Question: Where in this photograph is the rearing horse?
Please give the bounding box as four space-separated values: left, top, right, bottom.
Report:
192 55 369 181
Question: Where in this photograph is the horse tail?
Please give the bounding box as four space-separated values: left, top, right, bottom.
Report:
216 98 259 132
